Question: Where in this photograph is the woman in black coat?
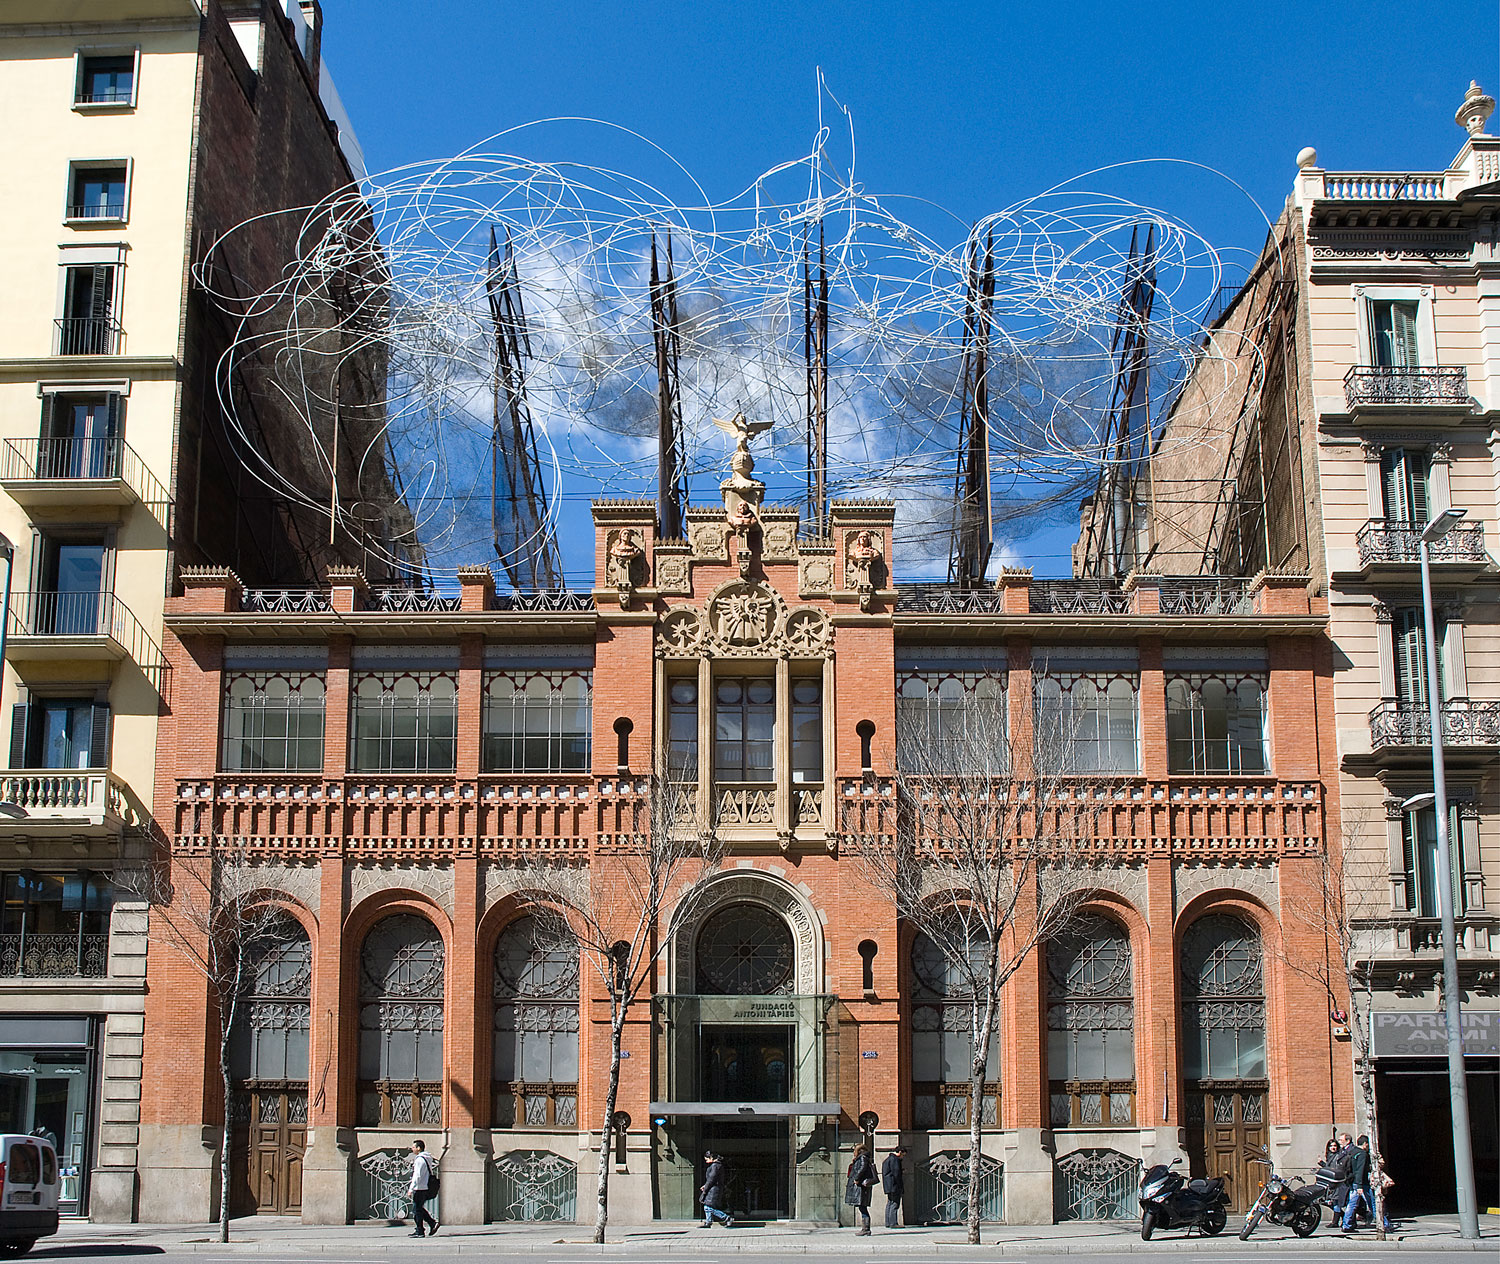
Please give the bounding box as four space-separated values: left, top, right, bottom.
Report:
699 1151 732 1228
845 1149 876 1235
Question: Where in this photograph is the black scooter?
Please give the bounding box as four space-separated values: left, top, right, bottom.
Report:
1138 1157 1230 1240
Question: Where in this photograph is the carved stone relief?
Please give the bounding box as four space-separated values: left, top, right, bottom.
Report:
690 521 726 561
784 607 832 657
655 553 691 595
799 552 836 595
347 861 454 920
672 871 821 995
251 861 321 917
761 520 798 561
1172 860 1278 918
656 606 705 657
706 580 787 656
844 529 886 590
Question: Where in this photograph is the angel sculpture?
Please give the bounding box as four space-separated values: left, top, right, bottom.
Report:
712 410 773 479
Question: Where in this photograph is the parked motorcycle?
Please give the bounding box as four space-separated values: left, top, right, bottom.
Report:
1138 1157 1229 1240
1239 1153 1325 1239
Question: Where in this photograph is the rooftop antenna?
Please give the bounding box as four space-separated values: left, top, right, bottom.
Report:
804 221 829 534
486 225 561 589
651 231 688 541
949 230 995 586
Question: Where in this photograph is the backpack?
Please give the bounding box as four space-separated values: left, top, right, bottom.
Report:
1315 1149 1351 1188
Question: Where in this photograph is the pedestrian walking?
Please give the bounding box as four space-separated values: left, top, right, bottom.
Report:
699 1150 733 1228
407 1139 438 1238
1354 1135 1392 1232
846 1146 877 1235
881 1145 907 1229
1339 1133 1371 1232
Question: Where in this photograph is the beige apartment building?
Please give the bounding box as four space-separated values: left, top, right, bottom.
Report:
1084 84 1500 1211
0 0 400 1220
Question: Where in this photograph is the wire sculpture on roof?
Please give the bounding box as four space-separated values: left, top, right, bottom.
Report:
195 110 1270 587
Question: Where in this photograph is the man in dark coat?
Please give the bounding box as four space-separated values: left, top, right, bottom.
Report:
699 1151 732 1228
846 1147 876 1235
881 1146 907 1229
1341 1134 1372 1231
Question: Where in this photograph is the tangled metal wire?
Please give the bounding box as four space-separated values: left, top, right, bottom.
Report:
199 114 1267 583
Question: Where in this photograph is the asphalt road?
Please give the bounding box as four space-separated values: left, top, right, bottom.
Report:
14 1251 1481 1264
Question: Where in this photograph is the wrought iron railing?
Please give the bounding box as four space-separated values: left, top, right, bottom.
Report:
1369 699 1500 748
1356 519 1488 567
66 202 126 220
9 590 163 669
1156 579 1252 615
1343 365 1469 408
1030 580 1133 614
492 590 595 612
0 436 170 503
53 316 122 356
358 1080 442 1128
0 931 108 978
359 1148 439 1222
241 588 333 614
489 1150 578 1222
370 586 461 613
1049 1081 1136 1128
895 585 1006 614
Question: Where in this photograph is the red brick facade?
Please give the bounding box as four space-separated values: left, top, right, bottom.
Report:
140 500 1352 1225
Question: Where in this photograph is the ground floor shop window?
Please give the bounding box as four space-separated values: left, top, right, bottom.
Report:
0 1015 96 1214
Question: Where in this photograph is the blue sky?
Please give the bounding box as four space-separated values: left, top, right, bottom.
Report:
315 0 1499 576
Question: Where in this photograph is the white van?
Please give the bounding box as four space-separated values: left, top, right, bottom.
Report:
0 1135 59 1256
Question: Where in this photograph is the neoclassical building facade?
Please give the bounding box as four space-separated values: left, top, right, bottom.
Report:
139 490 1352 1226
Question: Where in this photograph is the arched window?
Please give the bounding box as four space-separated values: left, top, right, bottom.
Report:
695 903 793 995
493 915 579 1128
1180 913 1267 1204
910 927 998 1129
358 913 444 1126
1047 915 1135 1127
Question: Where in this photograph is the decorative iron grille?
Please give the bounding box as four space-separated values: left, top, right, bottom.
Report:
359 915 445 1126
492 591 595 612
494 915 579 1128
696 902 794 994
490 1149 578 1221
1055 1148 1140 1221
359 1148 438 1222
913 1150 1002 1225
895 585 1005 614
370 586 462 613
1343 365 1468 408
1369 699 1500 748
0 932 107 977
1030 581 1132 615
241 589 333 614
1156 580 1252 616
1181 914 1265 1081
1356 519 1487 567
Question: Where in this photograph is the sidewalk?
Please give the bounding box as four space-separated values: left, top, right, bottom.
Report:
47 1213 1500 1254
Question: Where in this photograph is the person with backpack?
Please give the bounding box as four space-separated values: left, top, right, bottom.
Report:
407 1139 439 1238
1341 1134 1373 1232
699 1150 733 1228
846 1146 877 1235
881 1145 907 1229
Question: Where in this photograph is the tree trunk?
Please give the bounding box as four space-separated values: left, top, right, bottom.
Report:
594 1009 624 1244
1355 980 1388 1241
965 990 997 1246
218 1048 233 1242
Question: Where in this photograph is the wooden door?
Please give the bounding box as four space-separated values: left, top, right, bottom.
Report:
234 1084 307 1215
1185 1083 1267 1213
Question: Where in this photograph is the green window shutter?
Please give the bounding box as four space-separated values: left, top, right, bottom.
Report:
9 703 30 770
1394 609 1426 705
1381 449 1403 520
1401 815 1417 912
1392 302 1419 367
89 702 111 768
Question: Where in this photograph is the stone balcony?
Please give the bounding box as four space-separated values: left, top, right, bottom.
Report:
0 769 134 838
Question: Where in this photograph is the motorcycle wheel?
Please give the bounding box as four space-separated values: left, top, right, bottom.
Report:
1202 1206 1227 1236
1141 1211 1157 1241
1239 1209 1263 1240
1291 1205 1320 1238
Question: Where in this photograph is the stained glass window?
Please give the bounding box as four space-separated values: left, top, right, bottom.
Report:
1047 915 1135 1126
1180 914 1265 1080
358 914 444 1125
695 903 793 995
493 915 579 1128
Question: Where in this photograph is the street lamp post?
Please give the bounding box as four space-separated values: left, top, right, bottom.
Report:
1415 506 1479 1240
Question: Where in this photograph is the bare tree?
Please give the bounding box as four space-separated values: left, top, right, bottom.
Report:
124 839 287 1243
846 679 1110 1244
1281 807 1394 1239
518 769 725 1243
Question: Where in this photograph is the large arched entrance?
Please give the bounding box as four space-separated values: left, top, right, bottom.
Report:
655 880 836 1223
1180 913 1268 1211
